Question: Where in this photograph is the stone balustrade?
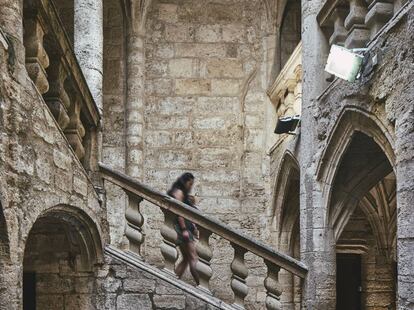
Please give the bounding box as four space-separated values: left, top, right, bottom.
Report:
317 0 404 49
99 164 308 309
23 0 100 166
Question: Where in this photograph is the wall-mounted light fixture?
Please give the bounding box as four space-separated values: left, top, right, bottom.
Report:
325 45 366 82
274 115 301 135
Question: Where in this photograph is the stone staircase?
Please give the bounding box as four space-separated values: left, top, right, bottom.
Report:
99 164 308 310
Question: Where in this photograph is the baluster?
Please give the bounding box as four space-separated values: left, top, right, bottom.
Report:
125 194 145 257
23 14 50 94
344 0 370 48
64 81 86 160
230 244 248 309
365 0 394 39
196 227 213 293
264 261 283 310
43 47 70 129
160 209 178 275
329 6 348 46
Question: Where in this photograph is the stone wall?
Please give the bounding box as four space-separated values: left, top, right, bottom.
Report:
96 253 221 310
0 13 106 309
138 0 273 306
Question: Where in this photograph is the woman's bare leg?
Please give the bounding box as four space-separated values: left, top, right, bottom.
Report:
187 241 200 285
175 244 189 278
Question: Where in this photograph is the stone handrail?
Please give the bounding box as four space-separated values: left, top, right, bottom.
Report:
99 163 308 309
23 0 100 165
317 0 402 49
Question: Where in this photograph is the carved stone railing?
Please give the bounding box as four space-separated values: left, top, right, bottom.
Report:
99 163 308 309
317 0 401 49
23 0 100 166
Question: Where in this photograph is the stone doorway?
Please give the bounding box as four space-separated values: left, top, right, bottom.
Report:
336 253 362 310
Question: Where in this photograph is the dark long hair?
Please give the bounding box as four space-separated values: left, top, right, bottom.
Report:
167 172 195 200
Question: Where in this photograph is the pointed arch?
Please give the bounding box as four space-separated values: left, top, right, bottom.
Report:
271 150 300 231
316 106 396 240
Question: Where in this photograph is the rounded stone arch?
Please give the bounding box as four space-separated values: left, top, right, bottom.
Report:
316 106 396 240
23 204 104 271
271 150 300 248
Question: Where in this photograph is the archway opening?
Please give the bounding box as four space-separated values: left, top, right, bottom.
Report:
330 132 397 310
23 207 101 310
274 158 301 310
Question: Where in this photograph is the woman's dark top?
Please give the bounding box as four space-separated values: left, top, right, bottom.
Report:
167 189 197 245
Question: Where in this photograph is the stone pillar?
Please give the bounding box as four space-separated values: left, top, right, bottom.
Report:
125 32 145 178
74 0 103 113
300 0 336 308
395 105 414 309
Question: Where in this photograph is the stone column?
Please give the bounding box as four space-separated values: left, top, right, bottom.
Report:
395 104 414 309
125 31 145 178
300 0 336 308
74 0 103 113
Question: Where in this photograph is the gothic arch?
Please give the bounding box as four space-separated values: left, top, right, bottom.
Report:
316 106 396 240
271 150 300 232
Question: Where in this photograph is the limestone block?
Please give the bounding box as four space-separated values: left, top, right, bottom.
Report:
195 25 222 42
169 58 199 78
123 277 156 293
146 116 189 130
53 149 72 171
175 79 211 95
117 294 152 310
153 295 186 309
211 79 240 96
158 3 179 23
165 24 192 42
195 97 240 114
204 58 244 78
145 131 173 147
175 43 227 58
222 24 246 43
